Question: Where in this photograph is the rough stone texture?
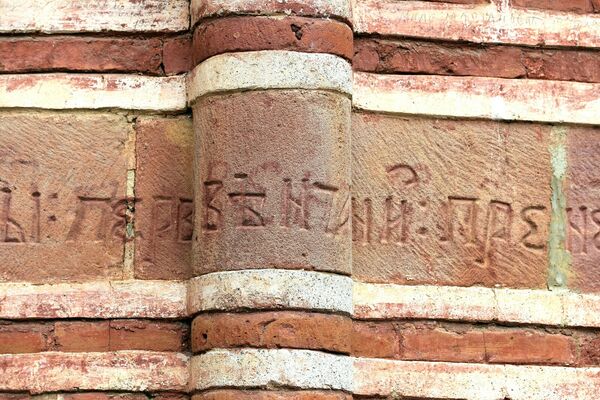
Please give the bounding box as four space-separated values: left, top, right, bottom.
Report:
399 326 486 363
0 74 186 111
352 0 600 48
191 0 352 25
0 0 189 33
0 323 49 354
0 280 187 319
0 112 130 282
193 392 351 400
190 349 352 392
188 270 353 315
0 37 162 74
187 51 352 102
0 352 189 393
352 113 552 288
193 90 351 276
566 126 600 293
191 312 351 353
134 116 194 280
193 16 353 65
354 358 600 398
163 35 193 75
354 38 600 83
353 73 600 125
511 0 599 13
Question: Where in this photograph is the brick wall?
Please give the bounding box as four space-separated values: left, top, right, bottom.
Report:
1 0 599 398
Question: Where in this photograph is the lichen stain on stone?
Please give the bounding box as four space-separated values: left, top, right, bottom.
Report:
548 126 571 290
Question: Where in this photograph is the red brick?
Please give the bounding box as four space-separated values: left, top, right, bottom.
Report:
485 330 575 365
163 35 192 75
511 0 596 13
193 16 353 66
578 334 600 366
192 312 351 354
110 320 187 352
566 126 600 292
134 116 193 280
0 37 162 74
0 323 49 353
399 327 486 363
62 395 148 400
522 49 600 83
0 113 130 283
352 322 399 358
192 391 351 400
54 321 109 352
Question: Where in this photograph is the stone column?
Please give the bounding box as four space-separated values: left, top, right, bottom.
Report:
186 1 354 398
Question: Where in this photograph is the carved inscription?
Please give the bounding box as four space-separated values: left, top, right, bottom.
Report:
352 163 560 267
0 183 192 247
200 164 350 237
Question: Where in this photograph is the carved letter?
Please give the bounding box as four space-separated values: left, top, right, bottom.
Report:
520 205 547 250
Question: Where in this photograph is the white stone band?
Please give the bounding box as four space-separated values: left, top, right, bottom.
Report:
191 0 352 25
354 72 600 125
354 281 600 328
0 0 189 33
0 351 189 393
187 51 353 103
190 349 353 392
188 269 353 315
0 74 187 111
354 357 600 399
0 280 187 319
353 0 600 48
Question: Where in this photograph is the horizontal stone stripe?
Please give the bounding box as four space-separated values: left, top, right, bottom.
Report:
354 37 600 84
354 358 600 399
191 0 352 26
189 349 352 391
353 72 600 125
352 0 600 48
354 282 600 328
187 51 352 103
187 269 352 315
193 391 351 400
0 74 186 111
192 16 354 66
0 0 189 33
0 394 189 399
0 281 187 319
0 351 188 394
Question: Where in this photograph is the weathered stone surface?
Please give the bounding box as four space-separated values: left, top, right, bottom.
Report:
0 112 131 282
54 321 110 352
193 391 351 400
193 16 353 65
134 116 193 280
0 37 163 74
0 352 189 393
191 312 351 353
163 35 193 75
566 126 600 293
352 322 399 359
110 320 188 352
511 0 598 13
193 90 351 276
352 113 552 288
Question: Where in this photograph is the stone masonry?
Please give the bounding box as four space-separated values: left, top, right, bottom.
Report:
0 0 600 398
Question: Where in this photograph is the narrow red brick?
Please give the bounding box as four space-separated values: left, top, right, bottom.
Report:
192 391 351 400
353 38 600 83
352 322 399 358
163 35 193 75
578 335 600 366
485 331 576 365
0 324 49 353
109 320 187 352
192 312 351 354
193 16 353 65
511 0 597 13
54 321 110 352
0 37 162 74
399 327 486 363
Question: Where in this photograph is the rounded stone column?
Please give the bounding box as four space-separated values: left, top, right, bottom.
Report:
186 0 354 398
